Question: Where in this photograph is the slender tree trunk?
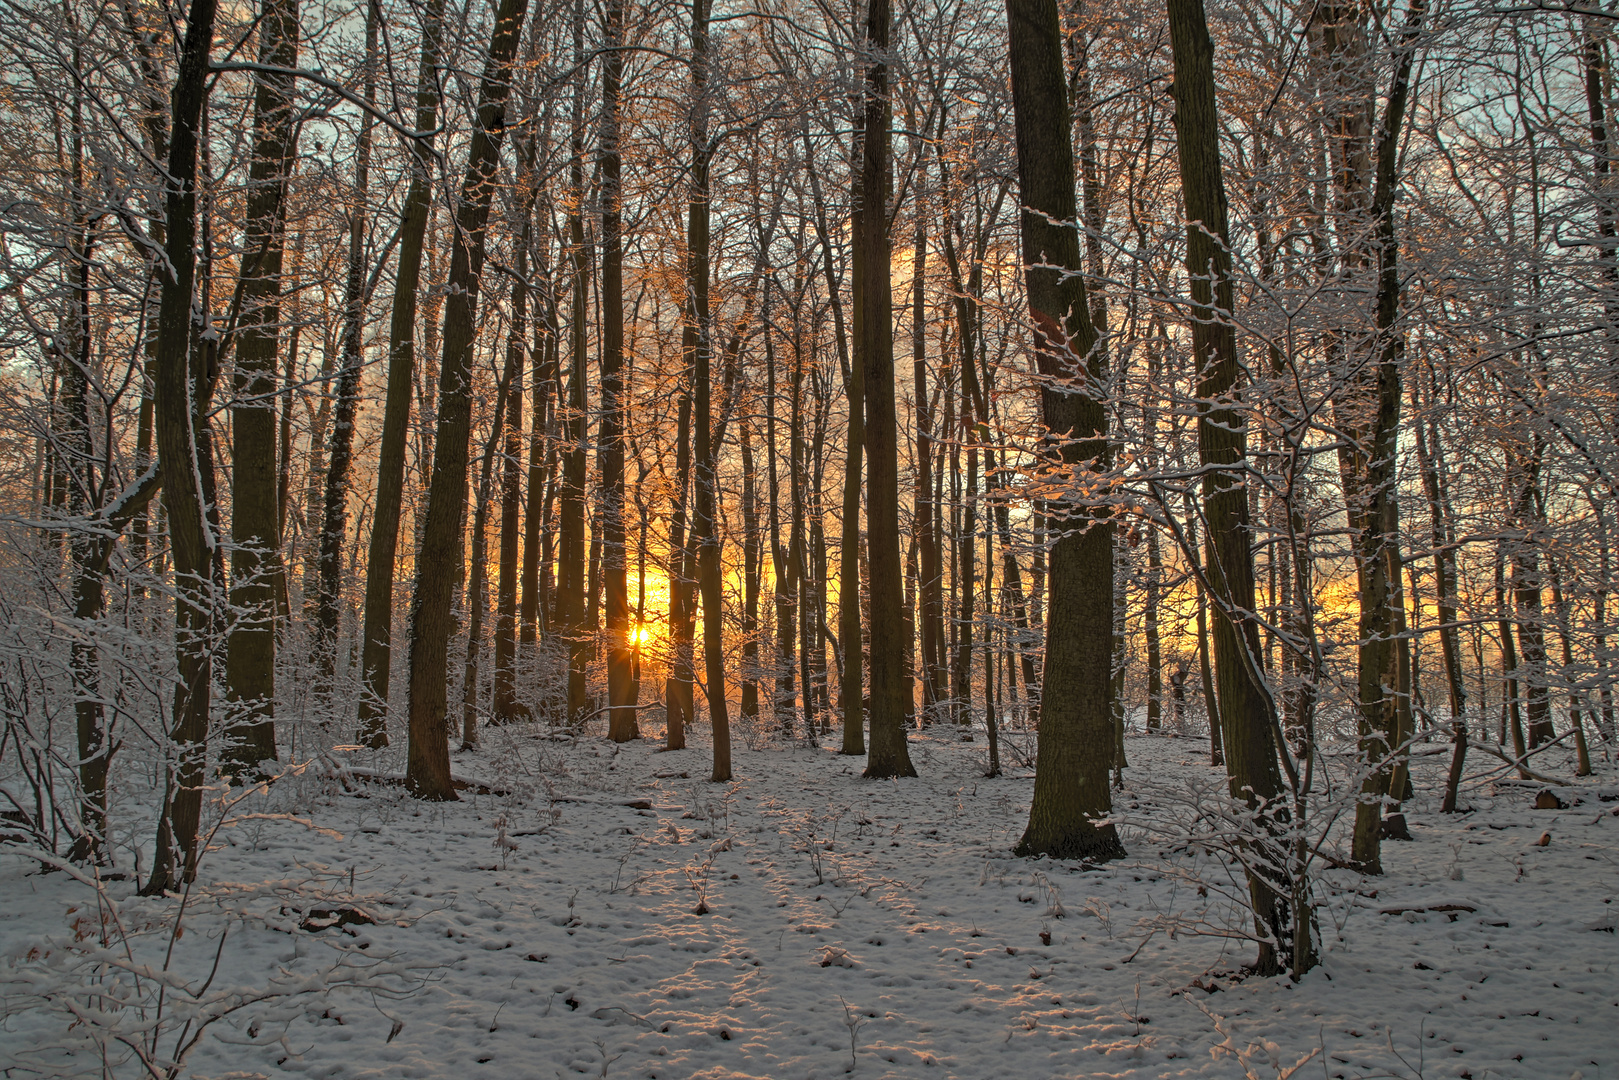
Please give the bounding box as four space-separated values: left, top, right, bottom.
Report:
1144 344 1163 732
1496 544 1530 771
525 282 559 642
1594 500 1616 744
1309 0 1423 874
789 327 812 737
913 179 945 723
144 0 220 894
600 0 636 743
741 416 761 721
1549 561 1594 775
685 0 726 771
314 0 377 717
403 0 530 799
1413 368 1469 808
667 389 694 747
353 0 446 742
1511 446 1554 748
1005 0 1120 861
463 359 516 747
983 512 1001 775
559 0 590 725
1168 0 1307 974
841 146 868 755
224 0 299 772
767 311 797 730
1584 19 1619 439
1186 507 1222 763
522 274 556 647
494 176 533 724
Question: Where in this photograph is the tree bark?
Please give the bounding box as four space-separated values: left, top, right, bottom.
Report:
600 0 636 743
353 0 449 741
313 0 377 717
1168 0 1307 974
144 0 221 894
1005 0 1120 861
741 414 762 722
684 0 728 773
558 0 590 725
838 116 868 756
224 0 298 773
463 354 516 747
495 144 537 725
403 0 530 800
859 0 914 778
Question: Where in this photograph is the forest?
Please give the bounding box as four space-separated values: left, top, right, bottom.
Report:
1 0 1617 1073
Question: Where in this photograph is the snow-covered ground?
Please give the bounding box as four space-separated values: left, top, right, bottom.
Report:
3 724 1615 1079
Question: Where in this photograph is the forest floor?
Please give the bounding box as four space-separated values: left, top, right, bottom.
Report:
3 721 1617 1079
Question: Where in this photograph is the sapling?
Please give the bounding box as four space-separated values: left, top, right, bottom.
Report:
838 995 868 1073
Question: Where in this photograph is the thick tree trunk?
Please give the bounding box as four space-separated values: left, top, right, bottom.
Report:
224 0 298 772
403 0 530 800
1005 0 1120 861
860 0 914 778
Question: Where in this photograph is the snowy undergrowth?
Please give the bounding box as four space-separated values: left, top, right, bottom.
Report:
2 726 1615 1079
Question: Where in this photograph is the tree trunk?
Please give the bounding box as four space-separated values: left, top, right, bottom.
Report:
685 0 726 772
144 0 221 894
558 0 590 725
403 0 530 799
224 0 298 773
1187 508 1222 763
767 310 797 730
525 281 559 643
840 140 867 755
912 176 945 722
1496 544 1529 770
1005 0 1120 861
463 357 516 747
740 415 761 721
666 388 694 747
313 0 377 717
1414 365 1468 806
1168 0 1307 974
495 146 537 725
354 0 445 746
600 0 636 742
859 0 913 778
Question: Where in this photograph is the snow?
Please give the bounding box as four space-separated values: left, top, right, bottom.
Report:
2 726 1615 1079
